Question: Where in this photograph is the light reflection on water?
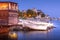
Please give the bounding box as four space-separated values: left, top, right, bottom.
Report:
17 29 53 40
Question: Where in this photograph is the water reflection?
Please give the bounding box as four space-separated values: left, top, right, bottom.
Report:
0 29 59 40
0 29 52 40
18 30 52 40
0 32 18 40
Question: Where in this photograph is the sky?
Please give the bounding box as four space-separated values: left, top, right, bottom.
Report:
0 0 60 18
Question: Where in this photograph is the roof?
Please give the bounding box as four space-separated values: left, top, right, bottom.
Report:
0 1 17 4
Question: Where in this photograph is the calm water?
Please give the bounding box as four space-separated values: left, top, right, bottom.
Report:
1 20 60 40
17 20 60 40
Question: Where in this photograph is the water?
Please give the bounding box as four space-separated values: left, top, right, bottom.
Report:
16 20 60 40
0 20 60 40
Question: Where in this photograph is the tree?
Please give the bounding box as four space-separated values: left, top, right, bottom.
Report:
27 9 33 18
41 13 45 17
18 10 23 18
22 11 27 18
27 9 37 18
37 10 45 17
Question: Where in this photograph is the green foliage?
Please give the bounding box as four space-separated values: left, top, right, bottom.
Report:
41 13 45 17
27 9 37 18
18 9 46 18
18 11 23 17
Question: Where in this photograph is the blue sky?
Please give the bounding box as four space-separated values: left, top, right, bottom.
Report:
0 0 60 17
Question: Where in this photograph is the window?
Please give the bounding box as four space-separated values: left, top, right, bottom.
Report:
0 3 8 10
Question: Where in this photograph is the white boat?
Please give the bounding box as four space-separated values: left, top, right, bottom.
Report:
18 19 54 30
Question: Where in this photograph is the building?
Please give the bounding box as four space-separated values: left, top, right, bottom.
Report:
0 2 18 25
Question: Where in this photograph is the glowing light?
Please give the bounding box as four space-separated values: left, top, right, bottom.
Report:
9 32 17 38
29 15 31 17
0 3 8 10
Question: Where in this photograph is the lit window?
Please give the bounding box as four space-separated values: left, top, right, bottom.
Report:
0 3 8 10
